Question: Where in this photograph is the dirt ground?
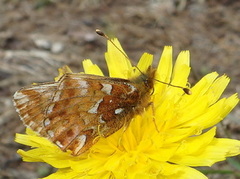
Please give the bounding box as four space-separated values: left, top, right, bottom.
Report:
0 0 240 178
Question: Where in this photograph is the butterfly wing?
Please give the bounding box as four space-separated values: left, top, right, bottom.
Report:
13 82 58 132
13 73 143 155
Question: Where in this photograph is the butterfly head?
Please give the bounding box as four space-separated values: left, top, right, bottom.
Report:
140 67 155 89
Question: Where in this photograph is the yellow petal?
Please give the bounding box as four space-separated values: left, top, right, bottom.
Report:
54 65 73 81
43 168 81 179
171 50 190 87
156 46 173 82
170 127 240 166
105 38 132 78
132 53 153 78
164 164 207 179
82 59 104 76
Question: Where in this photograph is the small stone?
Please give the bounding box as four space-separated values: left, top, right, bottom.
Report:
84 33 96 42
34 39 51 50
51 42 64 53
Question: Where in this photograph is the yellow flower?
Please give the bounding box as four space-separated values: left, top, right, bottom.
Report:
15 39 240 179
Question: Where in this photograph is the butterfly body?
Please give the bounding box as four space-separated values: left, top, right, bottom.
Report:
13 68 155 155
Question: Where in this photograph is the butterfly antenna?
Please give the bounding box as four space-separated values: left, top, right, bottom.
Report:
154 79 191 95
96 29 130 61
96 29 191 95
96 29 150 77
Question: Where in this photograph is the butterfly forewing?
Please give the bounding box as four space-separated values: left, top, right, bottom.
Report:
13 71 154 155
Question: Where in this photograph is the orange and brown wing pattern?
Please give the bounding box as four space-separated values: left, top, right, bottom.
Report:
13 83 58 132
13 73 147 155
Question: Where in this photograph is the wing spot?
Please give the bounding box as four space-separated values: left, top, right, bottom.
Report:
22 113 29 120
14 92 29 104
99 114 105 123
115 108 124 114
15 107 20 114
80 89 88 96
28 120 35 127
44 118 51 126
55 140 64 148
13 91 27 100
101 84 112 95
79 81 88 88
15 103 27 111
36 127 42 133
29 83 57 90
88 98 103 114
46 103 55 114
47 130 54 138
125 83 137 94
83 118 90 125
53 91 61 102
74 135 87 154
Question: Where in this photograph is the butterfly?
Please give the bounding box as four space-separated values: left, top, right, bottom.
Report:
13 30 190 156
13 66 156 155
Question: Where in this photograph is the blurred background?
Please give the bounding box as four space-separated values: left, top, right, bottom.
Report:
0 0 239 178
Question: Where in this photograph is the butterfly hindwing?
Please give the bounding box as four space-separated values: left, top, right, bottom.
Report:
13 83 58 132
13 73 152 155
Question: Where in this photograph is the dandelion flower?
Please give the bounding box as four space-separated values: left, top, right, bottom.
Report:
15 39 240 179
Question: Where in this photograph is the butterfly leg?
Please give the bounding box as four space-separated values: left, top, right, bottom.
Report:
148 102 160 133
